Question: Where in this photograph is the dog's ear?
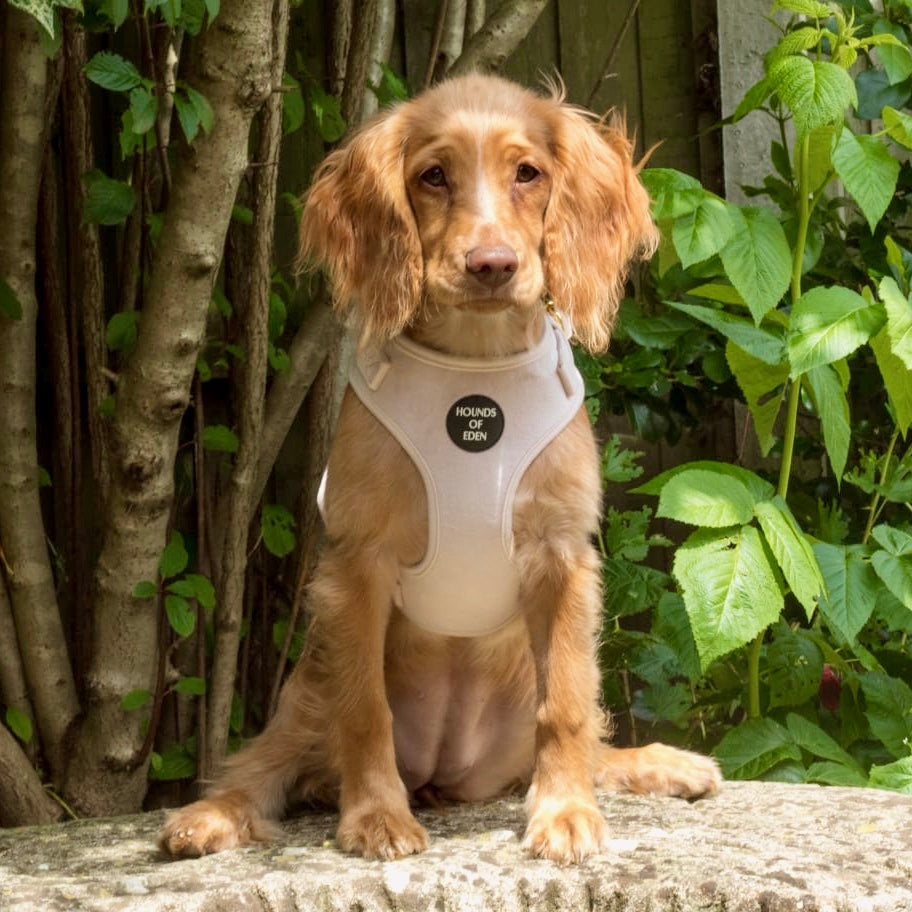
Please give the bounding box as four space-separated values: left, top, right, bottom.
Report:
543 106 658 353
297 109 422 341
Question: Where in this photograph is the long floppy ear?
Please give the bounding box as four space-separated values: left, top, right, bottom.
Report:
543 105 658 353
296 108 423 341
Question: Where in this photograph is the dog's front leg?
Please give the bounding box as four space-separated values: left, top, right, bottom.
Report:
520 543 607 863
314 545 429 860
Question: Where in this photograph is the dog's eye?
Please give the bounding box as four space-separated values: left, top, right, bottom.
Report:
516 164 540 183
420 166 447 188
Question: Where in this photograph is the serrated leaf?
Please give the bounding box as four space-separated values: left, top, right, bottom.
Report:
804 363 850 482
771 0 830 17
128 85 158 135
654 592 701 682
84 51 142 92
202 424 239 453
641 168 704 220
673 525 783 669
174 676 207 696
788 286 884 377
868 756 912 793
713 717 801 779
786 713 860 768
121 688 152 711
669 301 787 365
871 548 912 609
105 310 139 352
814 543 878 643
768 56 857 137
634 460 775 502
83 170 136 226
657 469 757 527
882 106 912 150
877 277 912 369
804 760 869 787
832 130 900 232
719 206 792 324
672 196 731 268
754 496 824 616
5 707 33 745
165 593 196 637
765 27 822 70
732 76 773 123
261 503 296 557
766 626 823 708
160 530 189 579
726 342 789 455
860 672 912 757
873 19 912 86
0 277 23 321
132 579 158 599
799 125 837 193
870 325 912 435
872 524 912 557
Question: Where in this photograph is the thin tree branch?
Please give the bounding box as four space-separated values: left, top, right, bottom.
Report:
586 0 643 109
0 722 64 827
341 0 379 125
361 0 396 119
0 570 36 760
424 0 450 90
448 0 547 76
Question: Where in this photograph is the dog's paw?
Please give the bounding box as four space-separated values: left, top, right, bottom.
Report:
599 742 722 799
522 796 607 864
337 805 429 860
158 799 277 858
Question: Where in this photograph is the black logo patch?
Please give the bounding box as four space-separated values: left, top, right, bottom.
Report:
446 395 504 452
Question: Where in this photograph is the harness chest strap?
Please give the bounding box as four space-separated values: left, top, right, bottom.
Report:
329 315 584 638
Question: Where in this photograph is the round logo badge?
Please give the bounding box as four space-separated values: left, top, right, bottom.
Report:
446 395 504 452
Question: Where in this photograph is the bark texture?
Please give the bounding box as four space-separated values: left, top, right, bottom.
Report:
204 0 291 776
0 722 63 827
62 0 275 816
448 0 548 75
0 4 80 785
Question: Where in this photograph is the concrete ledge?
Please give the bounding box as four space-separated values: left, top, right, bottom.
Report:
2 781 911 911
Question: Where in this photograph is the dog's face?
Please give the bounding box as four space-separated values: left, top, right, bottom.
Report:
403 108 553 315
297 74 657 352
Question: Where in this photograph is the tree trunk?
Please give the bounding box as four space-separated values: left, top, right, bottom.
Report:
204 0 291 777
62 0 275 816
0 722 63 827
0 3 80 785
448 0 547 75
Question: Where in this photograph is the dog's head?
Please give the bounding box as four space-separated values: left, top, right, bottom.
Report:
297 74 657 352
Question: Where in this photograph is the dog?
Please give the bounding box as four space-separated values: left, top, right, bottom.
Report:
158 73 720 865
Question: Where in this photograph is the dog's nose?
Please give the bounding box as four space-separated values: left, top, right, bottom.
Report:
466 245 518 287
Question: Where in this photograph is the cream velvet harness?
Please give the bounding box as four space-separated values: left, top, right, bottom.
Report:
323 315 584 638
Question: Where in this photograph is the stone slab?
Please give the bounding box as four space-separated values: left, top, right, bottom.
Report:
1 781 911 911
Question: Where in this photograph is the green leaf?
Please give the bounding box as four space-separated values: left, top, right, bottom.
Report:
261 503 296 558
871 546 912 609
368 63 409 108
657 469 757 527
128 85 158 135
310 85 346 142
184 85 214 135
726 342 789 455
0 277 23 321
105 310 139 353
165 593 196 638
799 125 837 193
268 343 291 373
202 424 239 453
282 72 305 134
832 129 900 232
132 579 158 599
601 434 644 484
653 592 701 682
231 204 253 226
669 302 787 365
121 688 152 711
786 712 861 769
877 277 912 369
754 496 824 616
771 0 830 16
766 27 822 70
860 672 912 757
184 573 215 610
788 286 884 377
855 68 912 120
84 51 142 92
174 676 207 696
174 92 200 143
872 524 912 557
37 466 51 488
767 56 857 137
804 760 869 787
814 543 878 643
673 525 783 669
868 756 912 793
713 717 801 779
719 206 792 324
83 170 136 226
635 460 775 502
159 530 189 579
641 168 704 220
149 742 196 781
5 707 33 745
687 283 746 307
870 325 912 435
766 625 823 708
873 19 912 86
204 0 218 20
882 105 912 150
672 196 731 268
731 76 773 123
804 363 850 482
